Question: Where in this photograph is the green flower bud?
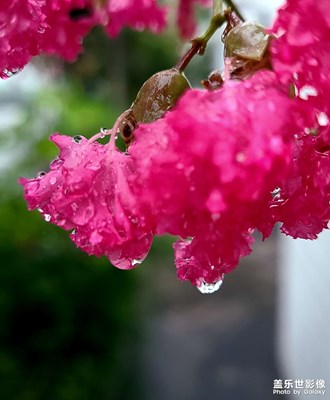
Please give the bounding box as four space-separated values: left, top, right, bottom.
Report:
224 22 270 62
119 68 190 145
132 68 190 123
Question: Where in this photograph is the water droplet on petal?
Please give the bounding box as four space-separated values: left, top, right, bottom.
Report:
100 127 107 138
2 68 21 78
90 230 103 244
37 171 46 178
50 176 57 185
271 186 281 199
37 208 44 213
129 216 139 225
44 214 51 222
270 187 288 208
50 157 63 170
71 200 95 225
197 276 224 294
299 85 318 100
73 135 83 143
317 112 329 127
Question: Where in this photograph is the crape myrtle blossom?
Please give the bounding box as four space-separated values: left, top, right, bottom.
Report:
104 0 167 38
39 0 97 61
19 0 330 289
0 0 47 78
19 134 155 270
269 0 330 239
20 70 295 287
1 0 167 77
128 71 296 285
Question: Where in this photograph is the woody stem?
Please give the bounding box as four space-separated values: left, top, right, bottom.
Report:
176 12 227 72
213 0 222 15
224 0 244 21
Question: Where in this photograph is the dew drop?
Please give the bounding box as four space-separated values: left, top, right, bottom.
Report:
73 135 83 143
132 259 143 266
299 85 318 100
129 216 139 225
44 214 51 222
317 112 329 127
37 208 44 213
50 176 57 185
100 127 108 138
2 68 21 78
50 157 63 170
197 276 224 294
37 171 46 178
271 186 281 199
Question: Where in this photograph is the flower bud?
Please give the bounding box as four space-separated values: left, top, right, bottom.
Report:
132 68 190 123
119 68 190 145
224 22 270 62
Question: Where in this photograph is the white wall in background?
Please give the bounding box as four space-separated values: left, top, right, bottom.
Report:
278 231 330 392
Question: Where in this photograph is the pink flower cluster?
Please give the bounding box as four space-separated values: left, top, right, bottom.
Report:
19 134 154 270
129 71 295 285
20 0 330 289
269 0 330 239
1 0 167 78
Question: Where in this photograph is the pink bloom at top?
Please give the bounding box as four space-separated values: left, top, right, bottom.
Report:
104 0 167 37
1 0 167 77
129 71 295 285
39 0 97 61
0 0 46 78
176 0 211 40
19 134 154 269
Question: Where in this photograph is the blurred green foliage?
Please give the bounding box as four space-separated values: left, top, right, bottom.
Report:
0 25 184 399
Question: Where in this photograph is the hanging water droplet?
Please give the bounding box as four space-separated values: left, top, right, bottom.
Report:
132 259 143 266
197 275 224 294
2 68 21 78
73 135 83 143
37 171 46 178
44 214 51 222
